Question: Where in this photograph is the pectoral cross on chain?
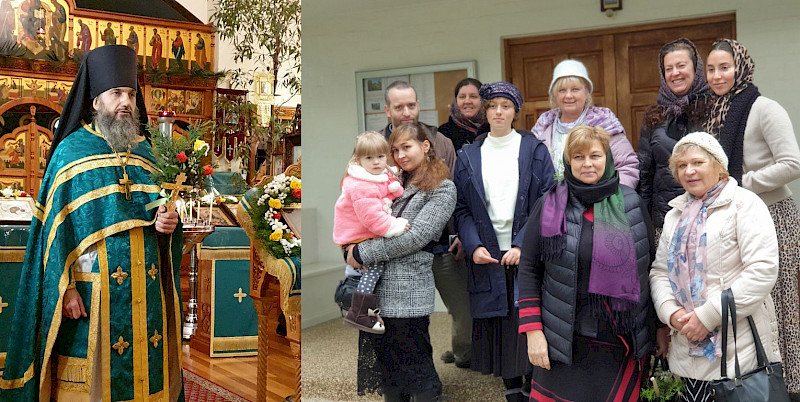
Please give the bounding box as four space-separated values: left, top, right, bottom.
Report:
119 173 133 200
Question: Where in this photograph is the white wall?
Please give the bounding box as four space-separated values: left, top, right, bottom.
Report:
175 0 209 24
175 0 300 107
302 0 800 327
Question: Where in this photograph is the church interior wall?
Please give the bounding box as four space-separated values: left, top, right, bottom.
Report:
301 0 800 327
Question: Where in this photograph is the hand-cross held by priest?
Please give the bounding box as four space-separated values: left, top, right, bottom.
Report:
161 172 192 213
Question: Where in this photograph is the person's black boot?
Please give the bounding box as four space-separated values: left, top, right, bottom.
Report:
383 388 409 402
504 389 524 402
410 388 441 401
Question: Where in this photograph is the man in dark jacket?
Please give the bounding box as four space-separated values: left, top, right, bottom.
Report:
378 80 472 368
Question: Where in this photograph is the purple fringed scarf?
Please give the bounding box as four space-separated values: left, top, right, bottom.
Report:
540 153 640 311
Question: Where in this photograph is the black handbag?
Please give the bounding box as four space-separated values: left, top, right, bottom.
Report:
334 275 360 311
710 288 790 401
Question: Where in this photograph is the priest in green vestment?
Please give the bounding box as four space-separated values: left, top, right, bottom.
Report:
0 45 185 401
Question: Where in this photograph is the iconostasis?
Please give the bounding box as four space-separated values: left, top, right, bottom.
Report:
0 0 216 196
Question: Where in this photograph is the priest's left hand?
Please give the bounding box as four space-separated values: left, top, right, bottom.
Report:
156 205 179 234
63 288 87 319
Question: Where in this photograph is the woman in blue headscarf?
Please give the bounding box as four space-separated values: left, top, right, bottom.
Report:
453 81 554 401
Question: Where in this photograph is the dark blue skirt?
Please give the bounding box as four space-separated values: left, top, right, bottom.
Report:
470 266 532 379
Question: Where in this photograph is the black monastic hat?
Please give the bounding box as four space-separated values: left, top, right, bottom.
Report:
47 45 149 165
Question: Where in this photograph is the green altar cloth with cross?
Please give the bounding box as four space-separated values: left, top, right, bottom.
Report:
197 227 258 357
0 224 28 377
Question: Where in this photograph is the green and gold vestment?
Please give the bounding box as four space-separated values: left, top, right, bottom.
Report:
0 123 184 401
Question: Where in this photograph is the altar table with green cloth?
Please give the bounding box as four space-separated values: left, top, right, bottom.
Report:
193 226 258 357
0 224 27 376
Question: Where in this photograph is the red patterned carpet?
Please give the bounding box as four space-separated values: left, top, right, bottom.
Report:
183 369 249 402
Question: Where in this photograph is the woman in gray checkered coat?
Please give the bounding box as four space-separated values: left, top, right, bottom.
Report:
346 122 457 401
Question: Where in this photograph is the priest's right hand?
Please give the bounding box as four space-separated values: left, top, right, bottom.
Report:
527 330 550 370
155 205 179 234
63 288 87 319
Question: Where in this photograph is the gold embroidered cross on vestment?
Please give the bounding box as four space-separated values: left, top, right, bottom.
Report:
150 330 162 348
112 336 130 355
148 264 158 280
111 266 129 285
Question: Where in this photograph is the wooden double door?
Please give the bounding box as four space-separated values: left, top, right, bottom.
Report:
505 14 735 150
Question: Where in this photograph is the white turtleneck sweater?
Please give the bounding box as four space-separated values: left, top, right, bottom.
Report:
481 130 521 251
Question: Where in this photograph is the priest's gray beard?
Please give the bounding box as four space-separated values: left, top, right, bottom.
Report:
93 101 140 151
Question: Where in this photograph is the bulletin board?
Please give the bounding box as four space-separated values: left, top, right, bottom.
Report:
355 61 475 133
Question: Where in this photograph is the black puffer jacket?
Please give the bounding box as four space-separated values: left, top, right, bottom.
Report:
637 113 702 228
518 185 655 364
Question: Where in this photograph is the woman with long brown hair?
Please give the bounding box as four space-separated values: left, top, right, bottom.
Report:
346 122 456 401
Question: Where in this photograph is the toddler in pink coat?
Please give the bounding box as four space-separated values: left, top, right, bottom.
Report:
333 131 408 333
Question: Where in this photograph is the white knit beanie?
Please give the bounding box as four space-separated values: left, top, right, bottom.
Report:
673 132 729 169
550 59 593 94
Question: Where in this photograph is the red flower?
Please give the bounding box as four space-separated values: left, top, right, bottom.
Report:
273 212 282 220
203 165 214 176
292 188 301 198
19 191 27 197
176 151 187 163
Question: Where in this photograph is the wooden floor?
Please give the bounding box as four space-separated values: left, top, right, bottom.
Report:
181 330 297 402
